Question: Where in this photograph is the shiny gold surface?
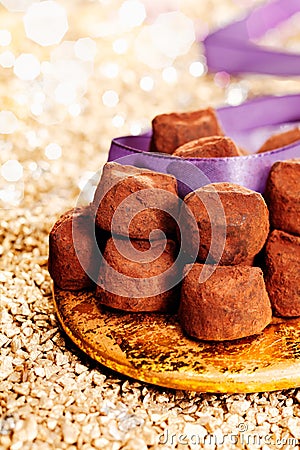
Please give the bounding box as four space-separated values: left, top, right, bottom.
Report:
54 287 300 393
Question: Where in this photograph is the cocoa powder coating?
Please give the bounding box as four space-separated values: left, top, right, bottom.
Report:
264 159 300 236
92 162 179 239
48 206 100 290
151 108 223 154
264 229 300 317
173 136 242 158
179 263 272 341
96 237 180 312
258 128 300 153
179 182 269 265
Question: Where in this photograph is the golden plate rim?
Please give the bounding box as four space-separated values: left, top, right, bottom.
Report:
53 287 300 394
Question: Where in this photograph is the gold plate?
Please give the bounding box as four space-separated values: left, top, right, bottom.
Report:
53 287 300 393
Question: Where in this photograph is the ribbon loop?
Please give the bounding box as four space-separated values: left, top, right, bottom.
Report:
204 0 300 75
108 95 300 197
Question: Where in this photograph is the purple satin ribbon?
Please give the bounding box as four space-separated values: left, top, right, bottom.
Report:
203 0 300 75
108 94 300 197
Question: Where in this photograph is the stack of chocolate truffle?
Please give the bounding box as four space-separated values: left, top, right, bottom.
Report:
48 106 300 343
91 163 181 313
49 161 184 312
151 108 272 341
264 159 300 317
255 128 300 319
177 182 272 341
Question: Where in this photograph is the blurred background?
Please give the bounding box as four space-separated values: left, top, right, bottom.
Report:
0 0 300 214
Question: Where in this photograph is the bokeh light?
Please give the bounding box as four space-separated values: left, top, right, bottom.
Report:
118 0 146 30
74 38 97 62
112 38 128 54
139 75 154 92
23 1 68 46
100 62 119 79
214 71 231 88
0 50 15 68
226 83 248 106
45 142 62 160
102 90 119 107
14 53 40 80
1 160 23 182
112 114 125 128
151 12 195 59
189 61 206 77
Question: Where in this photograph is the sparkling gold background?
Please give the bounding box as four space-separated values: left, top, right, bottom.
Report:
1 1 300 449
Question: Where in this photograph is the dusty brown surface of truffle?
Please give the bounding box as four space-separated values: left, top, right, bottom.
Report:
151 108 223 154
264 229 300 317
264 159 300 236
96 237 180 312
180 182 269 265
258 128 300 153
92 162 179 239
173 136 242 158
48 206 100 290
179 263 272 341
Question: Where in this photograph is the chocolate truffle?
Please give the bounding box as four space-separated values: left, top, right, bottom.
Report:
179 182 269 265
179 264 272 341
92 162 179 239
48 206 100 290
173 136 242 158
151 108 223 154
264 159 300 236
258 128 300 153
96 237 180 312
264 229 300 317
